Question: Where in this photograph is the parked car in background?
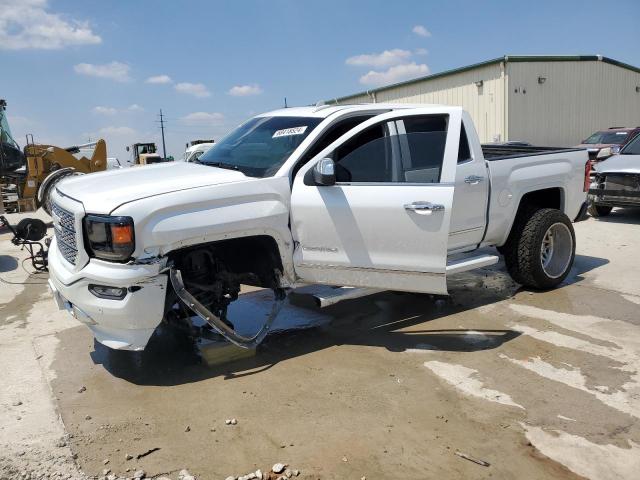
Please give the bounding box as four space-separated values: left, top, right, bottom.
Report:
588 133 640 217
576 127 640 163
182 140 215 162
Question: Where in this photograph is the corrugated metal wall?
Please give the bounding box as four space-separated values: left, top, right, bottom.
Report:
507 61 640 146
336 63 507 143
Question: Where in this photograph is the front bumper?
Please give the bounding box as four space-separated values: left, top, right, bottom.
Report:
48 238 168 351
588 188 640 208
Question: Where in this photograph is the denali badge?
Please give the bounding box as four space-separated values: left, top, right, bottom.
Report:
301 245 338 253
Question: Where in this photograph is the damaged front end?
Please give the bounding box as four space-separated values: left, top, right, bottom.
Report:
163 237 288 349
589 172 640 208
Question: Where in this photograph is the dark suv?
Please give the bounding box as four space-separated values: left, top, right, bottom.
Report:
576 127 640 163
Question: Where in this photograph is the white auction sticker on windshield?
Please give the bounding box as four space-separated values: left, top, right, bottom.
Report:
273 126 308 138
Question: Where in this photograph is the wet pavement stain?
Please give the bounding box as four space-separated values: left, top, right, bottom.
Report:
44 266 597 479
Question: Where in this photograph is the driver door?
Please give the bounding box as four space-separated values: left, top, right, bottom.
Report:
290 108 461 294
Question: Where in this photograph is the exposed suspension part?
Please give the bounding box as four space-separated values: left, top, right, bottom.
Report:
167 245 286 349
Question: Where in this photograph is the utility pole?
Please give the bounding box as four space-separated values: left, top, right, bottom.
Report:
159 109 167 160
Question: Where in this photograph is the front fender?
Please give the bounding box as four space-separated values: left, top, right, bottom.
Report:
111 176 296 284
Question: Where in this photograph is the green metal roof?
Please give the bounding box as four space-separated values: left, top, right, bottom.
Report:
328 55 640 103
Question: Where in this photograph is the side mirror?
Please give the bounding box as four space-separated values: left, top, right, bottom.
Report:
312 158 336 186
596 147 612 159
610 145 621 155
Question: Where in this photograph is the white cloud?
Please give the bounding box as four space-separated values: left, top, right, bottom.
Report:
175 82 211 98
97 126 137 137
359 62 429 86
0 0 101 50
145 74 172 84
92 106 117 116
414 48 428 56
346 49 412 68
228 84 263 96
127 104 144 112
412 25 431 37
180 112 225 127
74 61 131 82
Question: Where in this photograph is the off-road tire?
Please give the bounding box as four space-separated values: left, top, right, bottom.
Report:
502 208 575 290
588 203 612 217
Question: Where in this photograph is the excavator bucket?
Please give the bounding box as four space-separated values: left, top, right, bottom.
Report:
0 99 26 175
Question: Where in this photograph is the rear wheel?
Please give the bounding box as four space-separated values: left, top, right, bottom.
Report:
588 204 612 217
502 208 575 289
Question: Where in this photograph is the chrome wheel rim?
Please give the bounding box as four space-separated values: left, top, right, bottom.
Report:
540 222 573 278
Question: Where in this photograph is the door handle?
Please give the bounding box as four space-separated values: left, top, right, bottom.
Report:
464 175 485 184
404 201 445 214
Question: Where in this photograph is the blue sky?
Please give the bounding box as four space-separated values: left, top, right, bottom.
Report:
2 0 639 161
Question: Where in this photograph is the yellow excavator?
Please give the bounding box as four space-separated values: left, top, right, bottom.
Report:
0 99 107 215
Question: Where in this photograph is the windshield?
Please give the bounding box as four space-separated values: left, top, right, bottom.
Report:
137 144 156 155
198 116 322 177
621 134 640 155
583 131 629 145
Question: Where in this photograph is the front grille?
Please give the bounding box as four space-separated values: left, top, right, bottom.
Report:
602 174 640 202
52 202 78 265
51 203 74 230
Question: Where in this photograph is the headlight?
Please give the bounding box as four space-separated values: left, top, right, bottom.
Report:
84 215 135 261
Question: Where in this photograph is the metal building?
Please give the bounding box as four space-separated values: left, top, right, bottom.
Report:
328 55 640 146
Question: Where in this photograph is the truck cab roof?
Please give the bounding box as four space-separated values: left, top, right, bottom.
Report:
257 103 456 119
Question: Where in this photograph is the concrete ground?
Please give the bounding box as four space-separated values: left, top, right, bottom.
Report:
1 208 640 480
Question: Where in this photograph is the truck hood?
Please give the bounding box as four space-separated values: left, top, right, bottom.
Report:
57 162 248 213
594 154 640 174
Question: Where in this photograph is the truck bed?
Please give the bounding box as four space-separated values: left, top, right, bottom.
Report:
482 144 585 161
482 146 589 248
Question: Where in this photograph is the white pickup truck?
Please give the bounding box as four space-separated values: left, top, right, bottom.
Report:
47 104 590 351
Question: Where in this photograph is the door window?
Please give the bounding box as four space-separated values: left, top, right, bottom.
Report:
457 123 472 163
334 123 394 182
401 116 448 183
327 114 449 184
292 114 376 179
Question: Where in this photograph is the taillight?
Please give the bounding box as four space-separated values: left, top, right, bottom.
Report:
584 160 591 192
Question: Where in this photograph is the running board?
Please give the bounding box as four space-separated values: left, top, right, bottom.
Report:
446 254 499 275
312 286 383 308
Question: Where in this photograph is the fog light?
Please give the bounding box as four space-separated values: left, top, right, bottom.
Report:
89 284 127 300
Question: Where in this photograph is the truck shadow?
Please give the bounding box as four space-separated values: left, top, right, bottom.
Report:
563 253 609 286
90 253 608 386
589 207 640 225
92 277 522 385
